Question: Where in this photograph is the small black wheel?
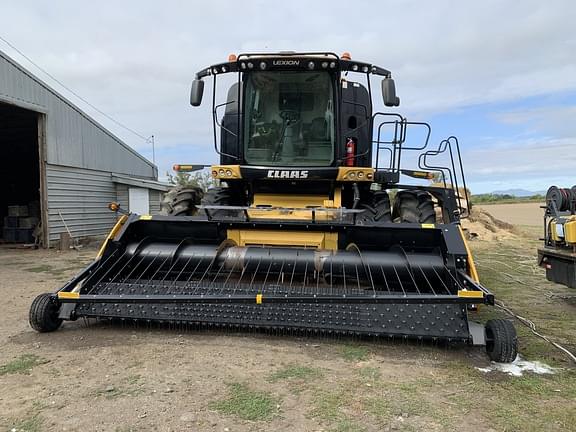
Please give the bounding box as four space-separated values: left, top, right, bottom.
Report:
393 190 436 224
485 319 518 363
29 293 63 332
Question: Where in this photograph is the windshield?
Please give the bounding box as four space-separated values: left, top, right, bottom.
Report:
243 71 335 166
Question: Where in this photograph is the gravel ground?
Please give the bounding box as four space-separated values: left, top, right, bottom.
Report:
0 234 575 432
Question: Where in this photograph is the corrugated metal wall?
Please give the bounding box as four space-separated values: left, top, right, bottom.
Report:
46 164 117 242
0 50 157 178
149 190 162 214
47 166 166 242
116 184 163 214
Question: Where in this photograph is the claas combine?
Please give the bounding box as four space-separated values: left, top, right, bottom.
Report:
29 52 518 362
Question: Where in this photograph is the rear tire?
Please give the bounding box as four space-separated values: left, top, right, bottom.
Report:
357 191 392 225
29 293 62 332
161 186 203 216
393 190 436 223
485 319 518 363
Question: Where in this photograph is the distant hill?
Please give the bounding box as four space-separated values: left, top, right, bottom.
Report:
490 189 546 197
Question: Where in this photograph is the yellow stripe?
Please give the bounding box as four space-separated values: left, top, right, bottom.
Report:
256 294 263 304
139 215 153 220
457 290 484 298
421 223 435 229
96 215 128 259
58 292 80 299
457 225 480 283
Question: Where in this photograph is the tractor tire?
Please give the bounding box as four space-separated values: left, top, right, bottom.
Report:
485 319 518 363
161 186 203 216
29 293 63 332
392 190 436 224
357 191 392 225
201 187 243 218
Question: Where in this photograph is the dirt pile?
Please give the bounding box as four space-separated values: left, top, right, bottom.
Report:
461 207 518 241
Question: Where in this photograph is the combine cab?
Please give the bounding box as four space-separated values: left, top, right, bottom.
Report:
30 52 517 362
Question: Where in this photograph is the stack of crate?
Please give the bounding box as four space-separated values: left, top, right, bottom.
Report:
2 205 39 243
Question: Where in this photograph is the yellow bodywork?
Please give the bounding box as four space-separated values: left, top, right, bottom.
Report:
96 215 128 259
227 229 338 250
336 167 374 181
248 189 342 221
457 225 480 283
210 165 242 180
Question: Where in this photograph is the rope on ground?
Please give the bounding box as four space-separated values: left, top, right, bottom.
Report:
495 300 576 363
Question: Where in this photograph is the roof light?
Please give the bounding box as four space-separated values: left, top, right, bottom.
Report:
308 61 315 70
212 67 218 74
247 62 254 69
259 61 267 70
341 52 351 60
218 169 225 176
329 61 336 68
228 53 237 62
226 169 232 177
321 62 328 68
173 164 180 171
362 66 369 73
352 64 358 71
240 62 246 69
221 66 227 72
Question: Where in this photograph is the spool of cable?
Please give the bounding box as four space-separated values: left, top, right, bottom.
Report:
546 186 572 211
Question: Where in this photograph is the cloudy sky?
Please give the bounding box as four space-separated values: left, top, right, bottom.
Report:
1 0 575 193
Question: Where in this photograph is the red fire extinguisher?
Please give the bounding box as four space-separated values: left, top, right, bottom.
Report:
345 138 356 167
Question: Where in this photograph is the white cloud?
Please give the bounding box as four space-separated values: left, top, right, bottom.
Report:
1 0 575 183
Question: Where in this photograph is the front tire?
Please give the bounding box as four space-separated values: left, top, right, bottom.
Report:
357 191 392 225
393 190 436 224
29 293 63 332
485 319 518 363
161 186 203 216
201 187 244 219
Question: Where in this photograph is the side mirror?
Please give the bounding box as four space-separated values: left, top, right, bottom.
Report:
190 79 204 107
382 77 400 107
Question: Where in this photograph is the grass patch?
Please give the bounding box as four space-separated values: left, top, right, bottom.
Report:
268 364 323 382
340 345 369 362
0 354 48 376
209 382 279 421
9 414 43 432
357 366 381 382
310 386 376 432
24 264 81 278
24 265 53 273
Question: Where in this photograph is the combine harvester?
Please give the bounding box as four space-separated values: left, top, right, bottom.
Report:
29 52 517 362
538 186 576 288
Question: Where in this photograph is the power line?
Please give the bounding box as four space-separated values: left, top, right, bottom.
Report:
0 34 153 145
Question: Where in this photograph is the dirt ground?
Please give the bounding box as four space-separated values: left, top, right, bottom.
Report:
476 202 543 226
1 219 575 432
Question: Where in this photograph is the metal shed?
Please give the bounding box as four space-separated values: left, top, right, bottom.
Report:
0 49 168 247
